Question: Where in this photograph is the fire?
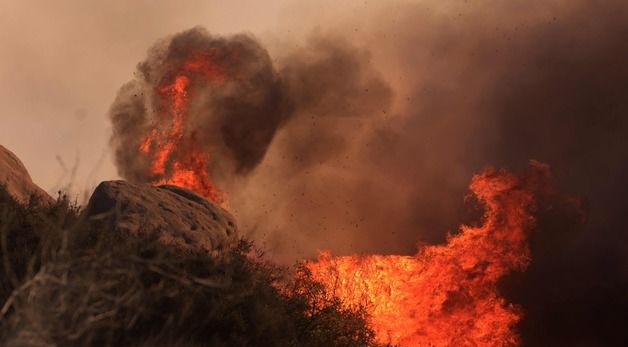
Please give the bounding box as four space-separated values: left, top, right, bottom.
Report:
307 166 543 346
138 50 226 204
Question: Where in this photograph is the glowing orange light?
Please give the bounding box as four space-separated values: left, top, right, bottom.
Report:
307 169 537 346
138 50 226 204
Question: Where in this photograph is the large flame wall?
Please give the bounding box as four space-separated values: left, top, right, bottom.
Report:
308 165 546 346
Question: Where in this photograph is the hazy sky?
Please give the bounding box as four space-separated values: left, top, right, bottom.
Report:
0 0 380 198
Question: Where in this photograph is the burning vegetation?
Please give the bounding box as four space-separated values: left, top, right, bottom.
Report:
307 165 546 346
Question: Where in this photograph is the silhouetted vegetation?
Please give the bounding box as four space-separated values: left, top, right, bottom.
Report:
0 185 377 347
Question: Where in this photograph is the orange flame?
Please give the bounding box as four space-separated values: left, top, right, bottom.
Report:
139 51 226 204
307 168 539 346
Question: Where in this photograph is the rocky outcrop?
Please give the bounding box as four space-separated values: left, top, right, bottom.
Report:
0 145 54 205
85 180 238 254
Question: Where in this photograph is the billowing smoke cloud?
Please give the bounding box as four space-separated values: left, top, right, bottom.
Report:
110 28 285 183
109 1 628 345
109 26 391 192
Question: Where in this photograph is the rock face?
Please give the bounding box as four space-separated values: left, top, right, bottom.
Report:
85 180 238 254
0 145 54 205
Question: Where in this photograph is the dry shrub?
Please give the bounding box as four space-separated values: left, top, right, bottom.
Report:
0 185 378 347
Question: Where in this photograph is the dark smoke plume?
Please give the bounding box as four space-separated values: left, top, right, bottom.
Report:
110 28 285 183
109 27 391 186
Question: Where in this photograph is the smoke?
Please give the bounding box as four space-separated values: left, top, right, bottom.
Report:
110 28 285 182
109 1 628 344
109 26 391 187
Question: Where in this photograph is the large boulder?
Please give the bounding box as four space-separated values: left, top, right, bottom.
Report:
0 145 54 205
85 180 238 254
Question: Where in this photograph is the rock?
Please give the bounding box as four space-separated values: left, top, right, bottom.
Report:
0 145 54 205
85 180 238 254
